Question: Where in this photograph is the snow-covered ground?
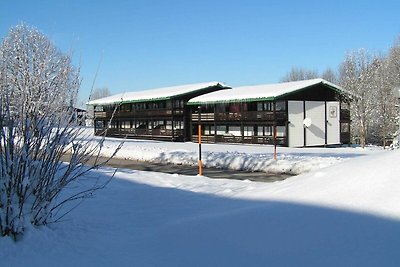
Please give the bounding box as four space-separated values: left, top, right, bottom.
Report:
2 129 399 266
81 127 378 175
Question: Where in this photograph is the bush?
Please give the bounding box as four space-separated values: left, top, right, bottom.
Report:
0 24 120 239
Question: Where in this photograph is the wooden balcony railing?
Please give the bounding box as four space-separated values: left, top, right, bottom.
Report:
95 128 184 139
192 113 214 121
192 111 287 122
94 108 184 119
94 112 107 118
192 134 286 145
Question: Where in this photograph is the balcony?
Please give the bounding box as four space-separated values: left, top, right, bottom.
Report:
192 113 214 121
95 127 184 140
192 134 286 145
94 108 185 119
192 111 287 122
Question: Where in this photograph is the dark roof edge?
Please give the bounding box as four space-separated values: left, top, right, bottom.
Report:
88 83 231 105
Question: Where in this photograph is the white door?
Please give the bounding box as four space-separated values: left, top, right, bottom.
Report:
326 101 340 145
305 101 325 146
288 101 304 147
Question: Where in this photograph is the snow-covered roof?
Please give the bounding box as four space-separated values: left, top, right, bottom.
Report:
87 82 229 105
188 78 344 105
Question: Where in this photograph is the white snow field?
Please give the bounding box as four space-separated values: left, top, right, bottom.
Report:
82 126 377 175
2 130 400 266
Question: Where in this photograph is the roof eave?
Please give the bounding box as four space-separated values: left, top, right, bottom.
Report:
187 96 276 105
87 83 230 106
273 80 345 100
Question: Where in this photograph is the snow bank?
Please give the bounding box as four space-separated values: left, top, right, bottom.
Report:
81 126 375 175
115 149 399 220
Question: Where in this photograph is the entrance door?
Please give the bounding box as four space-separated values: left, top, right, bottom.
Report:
326 101 340 145
305 101 325 146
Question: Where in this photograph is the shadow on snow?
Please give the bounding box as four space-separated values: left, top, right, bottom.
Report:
3 169 399 267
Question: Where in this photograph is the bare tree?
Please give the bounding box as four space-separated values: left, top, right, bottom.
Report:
0 24 121 239
90 87 111 101
339 49 378 148
381 38 400 147
86 87 111 125
368 56 398 147
322 67 338 84
387 36 400 86
280 67 319 82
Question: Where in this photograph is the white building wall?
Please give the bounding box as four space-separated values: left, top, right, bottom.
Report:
305 101 326 146
288 101 304 147
288 100 340 147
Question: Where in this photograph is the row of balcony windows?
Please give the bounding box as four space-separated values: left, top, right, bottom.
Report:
94 100 185 112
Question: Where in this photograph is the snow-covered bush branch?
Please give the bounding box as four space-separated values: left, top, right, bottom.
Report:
0 24 121 239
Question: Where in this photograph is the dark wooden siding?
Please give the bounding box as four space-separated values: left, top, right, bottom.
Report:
92 84 227 142
278 84 339 101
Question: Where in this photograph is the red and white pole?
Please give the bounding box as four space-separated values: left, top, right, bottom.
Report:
198 106 202 175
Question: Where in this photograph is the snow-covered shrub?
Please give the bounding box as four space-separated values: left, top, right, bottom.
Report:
0 24 121 239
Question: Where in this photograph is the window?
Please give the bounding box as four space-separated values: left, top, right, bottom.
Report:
216 125 227 135
276 126 286 137
246 103 257 111
275 101 286 111
228 126 241 136
121 121 131 128
257 126 272 136
341 102 350 110
134 103 146 110
229 104 240 113
121 104 131 111
95 120 104 128
203 125 211 135
110 121 118 128
94 106 104 112
157 101 166 109
153 120 165 129
215 104 228 113
137 121 147 129
341 123 350 133
104 105 115 112
257 102 263 111
257 102 273 111
174 100 184 109
166 121 172 130
174 120 183 129
243 126 254 137
265 102 273 111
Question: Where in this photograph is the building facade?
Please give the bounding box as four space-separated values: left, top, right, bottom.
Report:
88 79 350 147
88 82 229 142
188 79 350 147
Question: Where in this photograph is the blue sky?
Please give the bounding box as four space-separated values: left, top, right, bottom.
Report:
1 0 400 105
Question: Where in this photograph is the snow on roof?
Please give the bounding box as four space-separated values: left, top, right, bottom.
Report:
188 78 344 105
87 81 229 105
